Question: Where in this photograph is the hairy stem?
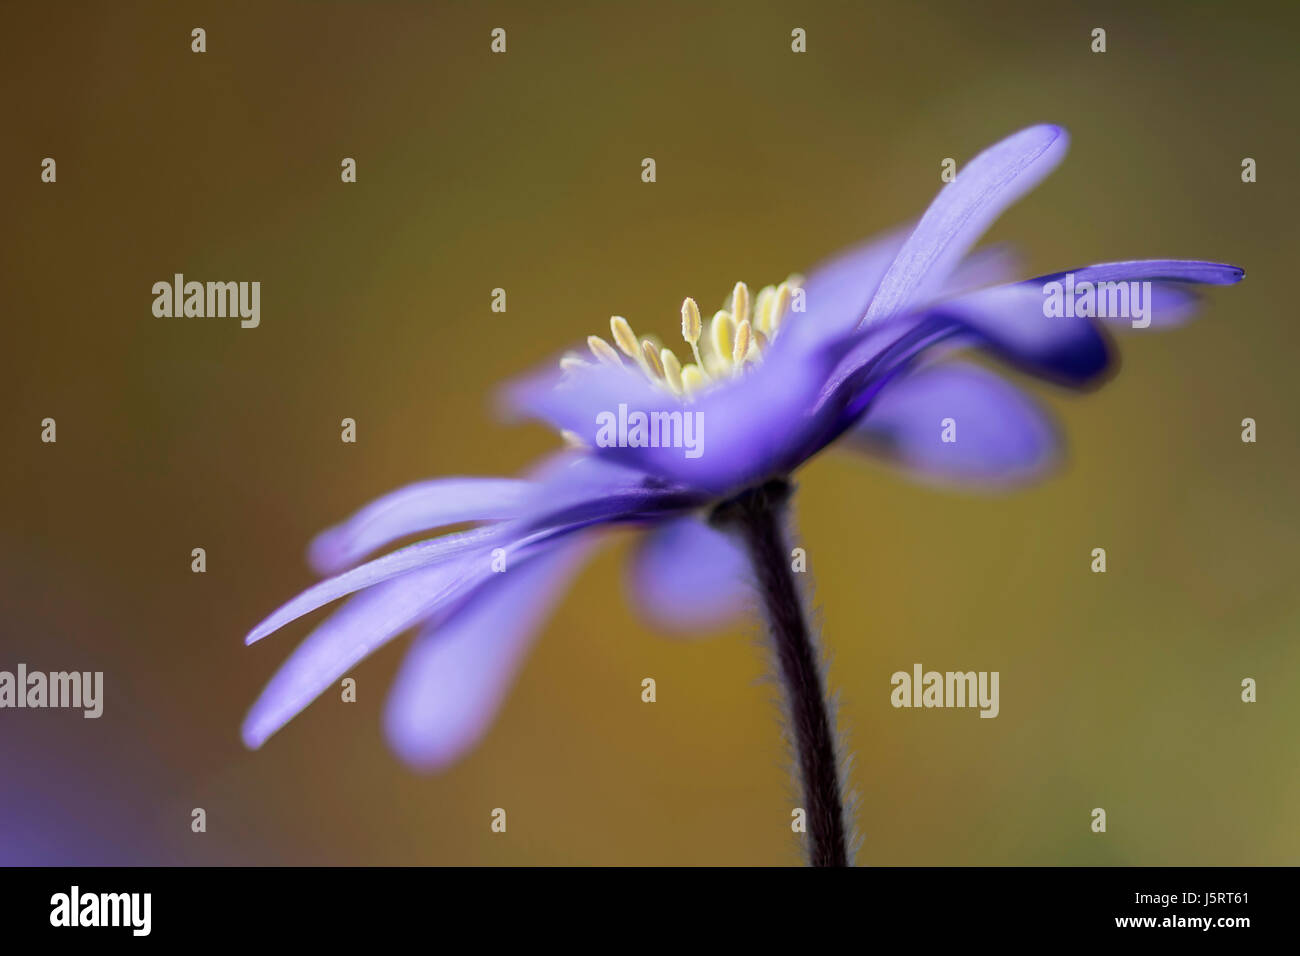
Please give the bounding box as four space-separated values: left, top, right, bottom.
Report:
712 479 849 867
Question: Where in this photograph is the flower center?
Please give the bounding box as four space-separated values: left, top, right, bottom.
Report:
562 276 805 401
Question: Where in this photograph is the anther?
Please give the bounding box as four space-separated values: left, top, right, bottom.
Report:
610 315 642 360
681 363 706 397
710 310 734 365
731 281 751 327
732 319 752 368
641 339 665 379
587 334 623 367
660 348 684 394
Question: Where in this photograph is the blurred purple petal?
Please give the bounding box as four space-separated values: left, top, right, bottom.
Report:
308 478 532 575
245 527 505 645
628 517 749 632
934 283 1112 386
241 560 486 749
505 340 845 496
865 125 1070 323
1026 259 1245 329
785 226 909 348
383 538 593 770
848 361 1059 486
1035 259 1244 286
518 452 707 530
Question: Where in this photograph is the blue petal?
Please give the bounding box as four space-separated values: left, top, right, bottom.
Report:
245 526 506 645
241 560 485 749
931 283 1112 386
930 258 1246 384
846 361 1060 487
627 517 749 632
504 337 847 496
1028 259 1245 329
865 125 1070 324
308 477 533 575
383 537 593 771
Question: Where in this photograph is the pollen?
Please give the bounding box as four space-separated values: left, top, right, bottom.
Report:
567 274 803 401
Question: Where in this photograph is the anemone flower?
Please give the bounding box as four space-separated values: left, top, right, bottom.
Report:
241 124 1242 866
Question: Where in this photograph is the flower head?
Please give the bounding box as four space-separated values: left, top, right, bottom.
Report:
242 124 1242 770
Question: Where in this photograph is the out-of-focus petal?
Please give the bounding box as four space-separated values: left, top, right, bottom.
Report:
383 537 593 771
241 559 485 749
503 341 841 496
865 125 1070 324
308 477 533 575
1035 259 1244 286
787 226 910 347
517 452 707 531
244 526 505 645
931 258 1245 384
932 283 1112 386
627 516 749 632
1025 259 1245 329
846 361 1059 487
247 454 700 649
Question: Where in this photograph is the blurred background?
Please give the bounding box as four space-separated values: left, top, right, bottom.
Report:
2 0 1297 865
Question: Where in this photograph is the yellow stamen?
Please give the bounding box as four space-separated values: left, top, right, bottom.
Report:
754 284 776 334
732 319 752 368
660 348 683 394
731 281 750 327
641 339 665 379
610 315 641 360
681 363 706 397
770 283 792 334
572 274 797 403
710 310 734 364
587 334 623 367
559 352 590 374
681 297 706 372
704 353 730 379
680 298 701 342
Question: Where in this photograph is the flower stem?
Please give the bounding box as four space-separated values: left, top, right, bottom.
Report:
712 479 850 867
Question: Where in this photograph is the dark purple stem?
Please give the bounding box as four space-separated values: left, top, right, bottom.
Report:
712 479 849 867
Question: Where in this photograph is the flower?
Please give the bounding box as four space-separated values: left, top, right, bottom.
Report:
241 124 1242 773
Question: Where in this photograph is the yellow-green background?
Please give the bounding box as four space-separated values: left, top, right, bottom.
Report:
3 0 1296 864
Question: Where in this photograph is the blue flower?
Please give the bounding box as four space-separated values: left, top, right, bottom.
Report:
242 124 1241 787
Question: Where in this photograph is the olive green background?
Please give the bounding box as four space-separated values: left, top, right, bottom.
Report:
2 0 1296 864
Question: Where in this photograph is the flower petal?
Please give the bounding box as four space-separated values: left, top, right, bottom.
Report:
241 559 485 749
308 478 532 575
627 516 749 632
244 526 504 645
865 125 1070 324
383 537 593 770
932 283 1113 386
1028 259 1245 329
504 335 847 497
788 226 910 345
847 361 1059 486
930 258 1245 384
